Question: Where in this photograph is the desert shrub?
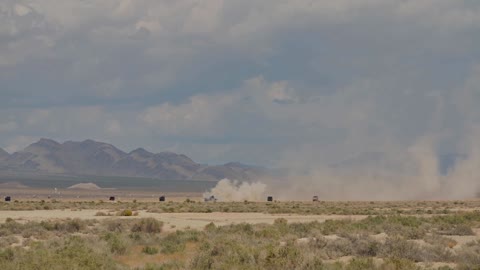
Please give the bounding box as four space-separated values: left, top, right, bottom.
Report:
264 243 303 269
424 234 457 249
379 237 423 262
131 218 163 234
159 230 201 254
160 237 185 254
0 220 23 235
142 246 159 255
214 223 255 236
0 248 14 261
95 211 108 216
274 218 288 226
0 236 119 270
102 233 129 255
105 219 126 232
204 222 216 232
441 224 475 236
456 241 480 269
190 236 263 269
40 219 86 233
308 236 329 250
118 209 133 216
289 222 316 237
437 267 455 270
65 219 85 232
319 220 344 235
422 244 455 262
299 256 325 270
140 262 184 270
325 238 354 259
190 250 215 269
255 226 282 239
380 258 420 270
345 257 376 270
0 236 19 248
346 234 380 257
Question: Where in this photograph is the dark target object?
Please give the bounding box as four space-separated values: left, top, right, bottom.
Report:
267 196 273 202
159 196 165 202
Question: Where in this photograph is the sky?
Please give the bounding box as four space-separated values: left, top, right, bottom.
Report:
1 0 480 167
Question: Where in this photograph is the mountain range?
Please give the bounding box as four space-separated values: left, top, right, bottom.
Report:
0 139 268 181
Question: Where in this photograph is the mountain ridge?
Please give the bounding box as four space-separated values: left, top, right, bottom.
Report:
0 138 267 181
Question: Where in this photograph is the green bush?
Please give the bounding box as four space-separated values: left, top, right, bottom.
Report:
142 246 159 255
118 209 133 216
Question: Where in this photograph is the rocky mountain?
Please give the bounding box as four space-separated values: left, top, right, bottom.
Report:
0 139 267 181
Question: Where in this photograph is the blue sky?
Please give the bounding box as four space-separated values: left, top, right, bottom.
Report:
1 0 480 167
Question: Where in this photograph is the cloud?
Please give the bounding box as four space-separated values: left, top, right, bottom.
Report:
140 94 235 136
0 120 17 133
0 0 480 174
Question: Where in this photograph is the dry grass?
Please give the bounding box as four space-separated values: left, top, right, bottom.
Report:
0 201 479 269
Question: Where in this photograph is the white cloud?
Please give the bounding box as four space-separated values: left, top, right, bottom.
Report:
140 94 235 135
1 0 480 168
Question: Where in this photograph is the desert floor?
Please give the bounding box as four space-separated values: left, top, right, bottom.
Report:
2 187 480 269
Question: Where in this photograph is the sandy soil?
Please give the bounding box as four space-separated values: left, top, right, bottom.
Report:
0 210 367 231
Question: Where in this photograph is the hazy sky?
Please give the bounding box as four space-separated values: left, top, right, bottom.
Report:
1 0 480 166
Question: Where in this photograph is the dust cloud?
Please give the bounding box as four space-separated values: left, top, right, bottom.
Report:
203 179 266 202
207 133 480 201
268 134 480 201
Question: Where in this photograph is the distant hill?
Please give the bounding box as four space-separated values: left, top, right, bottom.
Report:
0 139 268 181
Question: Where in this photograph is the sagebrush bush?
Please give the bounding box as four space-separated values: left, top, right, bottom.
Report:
102 232 129 255
131 218 163 234
159 230 201 254
325 238 354 258
379 237 423 262
0 236 120 270
142 246 159 255
105 219 126 233
456 241 480 269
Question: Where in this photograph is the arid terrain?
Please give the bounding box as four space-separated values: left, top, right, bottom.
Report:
1 187 480 269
